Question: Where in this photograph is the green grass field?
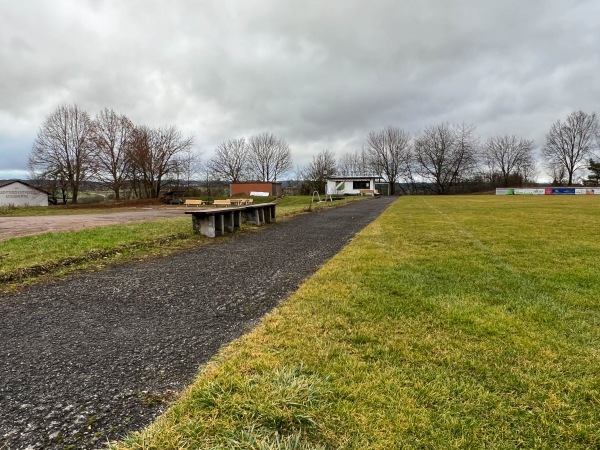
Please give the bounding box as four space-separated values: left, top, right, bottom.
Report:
112 195 600 449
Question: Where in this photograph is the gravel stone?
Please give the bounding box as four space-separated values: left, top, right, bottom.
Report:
0 198 395 449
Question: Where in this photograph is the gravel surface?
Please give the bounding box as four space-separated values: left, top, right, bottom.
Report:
0 197 395 449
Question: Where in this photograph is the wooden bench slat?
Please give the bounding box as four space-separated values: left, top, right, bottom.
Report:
185 199 205 207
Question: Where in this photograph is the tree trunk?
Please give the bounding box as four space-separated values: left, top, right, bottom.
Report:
388 181 395 195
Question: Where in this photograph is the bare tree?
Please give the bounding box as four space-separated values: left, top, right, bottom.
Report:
547 162 567 186
90 108 134 200
542 111 598 186
175 149 203 191
28 104 94 203
127 125 152 198
483 135 535 187
338 148 370 176
365 126 411 195
207 138 248 182
520 158 538 186
301 149 337 194
128 125 194 198
413 123 478 194
247 133 292 181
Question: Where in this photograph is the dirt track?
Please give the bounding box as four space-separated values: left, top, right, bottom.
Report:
0 207 186 240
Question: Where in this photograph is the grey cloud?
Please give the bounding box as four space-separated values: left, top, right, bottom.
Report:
1 0 599 174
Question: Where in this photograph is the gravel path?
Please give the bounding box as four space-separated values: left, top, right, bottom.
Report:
0 197 395 449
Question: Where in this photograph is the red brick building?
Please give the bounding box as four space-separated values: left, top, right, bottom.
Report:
230 182 283 197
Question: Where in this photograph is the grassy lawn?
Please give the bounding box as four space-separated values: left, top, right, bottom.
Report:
112 195 600 449
0 217 195 287
0 196 362 289
0 198 163 216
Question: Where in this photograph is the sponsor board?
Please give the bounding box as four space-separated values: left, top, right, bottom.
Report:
497 187 600 196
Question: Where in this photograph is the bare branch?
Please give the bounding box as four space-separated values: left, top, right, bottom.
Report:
338 149 370 176
247 133 292 182
413 123 478 194
90 108 134 200
484 135 534 187
208 138 248 182
127 125 194 198
301 149 337 194
365 126 411 195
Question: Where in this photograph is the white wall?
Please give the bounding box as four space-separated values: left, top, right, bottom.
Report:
326 180 359 195
326 179 375 195
0 182 48 206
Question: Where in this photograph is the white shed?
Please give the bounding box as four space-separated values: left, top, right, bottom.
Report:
0 180 49 207
325 176 380 196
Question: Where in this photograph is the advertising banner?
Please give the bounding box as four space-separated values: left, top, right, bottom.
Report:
575 189 598 195
514 189 545 195
497 187 600 196
552 188 576 195
495 188 514 195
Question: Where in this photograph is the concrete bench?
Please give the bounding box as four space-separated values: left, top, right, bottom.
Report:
212 199 231 207
243 202 276 226
185 202 277 238
185 199 205 207
185 207 245 237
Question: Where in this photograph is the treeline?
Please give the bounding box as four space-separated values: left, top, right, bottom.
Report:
28 104 599 203
28 104 296 204
344 111 596 194
209 111 599 196
28 105 198 204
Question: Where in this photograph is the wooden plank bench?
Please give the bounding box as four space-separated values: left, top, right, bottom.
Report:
212 199 231 207
359 189 380 196
185 202 277 237
184 199 205 207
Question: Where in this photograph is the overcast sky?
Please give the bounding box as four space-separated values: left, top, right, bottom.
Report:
1 0 599 180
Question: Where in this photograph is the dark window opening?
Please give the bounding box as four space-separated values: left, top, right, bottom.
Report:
352 181 370 190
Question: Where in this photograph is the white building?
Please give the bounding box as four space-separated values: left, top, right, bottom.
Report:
325 175 381 196
0 180 49 207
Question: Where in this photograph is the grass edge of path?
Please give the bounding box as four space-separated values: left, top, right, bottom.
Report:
0 196 369 292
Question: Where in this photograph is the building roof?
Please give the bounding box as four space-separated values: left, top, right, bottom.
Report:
0 179 51 194
230 181 283 185
326 175 383 181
